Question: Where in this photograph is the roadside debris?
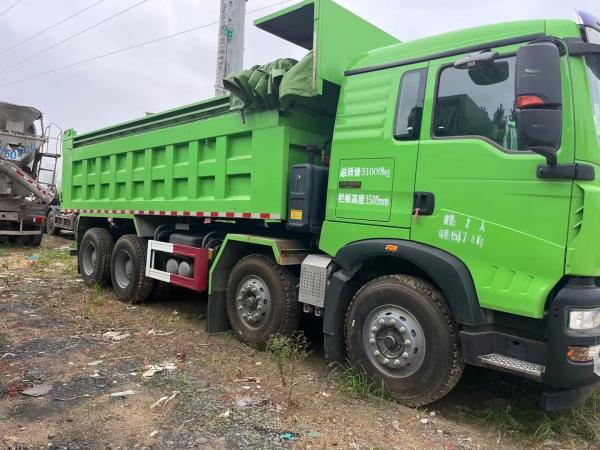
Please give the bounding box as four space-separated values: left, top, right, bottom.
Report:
103 331 131 341
110 390 136 398
142 362 177 378
149 430 159 438
147 328 174 337
280 432 296 442
22 384 53 397
22 367 43 382
87 360 103 366
150 391 180 409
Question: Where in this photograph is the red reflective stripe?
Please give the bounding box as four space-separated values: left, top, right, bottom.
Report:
210 212 219 217
242 212 252 218
517 95 544 109
259 213 270 219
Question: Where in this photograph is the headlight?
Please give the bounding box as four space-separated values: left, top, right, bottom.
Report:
568 309 600 330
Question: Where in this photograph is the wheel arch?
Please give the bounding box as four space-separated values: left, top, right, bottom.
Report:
323 239 487 362
206 234 307 333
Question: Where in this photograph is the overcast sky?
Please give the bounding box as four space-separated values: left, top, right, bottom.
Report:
0 0 597 135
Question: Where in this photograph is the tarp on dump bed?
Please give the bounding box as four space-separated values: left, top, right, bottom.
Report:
224 53 317 111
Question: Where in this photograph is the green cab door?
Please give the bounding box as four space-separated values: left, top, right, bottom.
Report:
326 62 428 231
411 48 574 319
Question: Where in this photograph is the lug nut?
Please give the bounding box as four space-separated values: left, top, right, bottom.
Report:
238 305 243 311
374 350 380 356
389 319 396 325
393 359 400 366
378 319 385 325
369 338 375 344
371 326 378 333
404 339 411 346
402 352 409 359
399 326 406 334
383 358 389 365
242 313 247 319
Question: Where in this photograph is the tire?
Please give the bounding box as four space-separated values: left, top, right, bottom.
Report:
29 233 42 247
148 281 172 302
345 275 464 407
110 234 154 304
46 211 60 236
78 228 114 287
13 225 42 247
226 254 299 345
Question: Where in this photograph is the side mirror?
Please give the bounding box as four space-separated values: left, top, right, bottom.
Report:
515 42 562 165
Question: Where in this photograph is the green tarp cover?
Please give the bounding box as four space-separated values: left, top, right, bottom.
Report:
224 52 317 111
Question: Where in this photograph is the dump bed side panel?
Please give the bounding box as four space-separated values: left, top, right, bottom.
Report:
62 108 332 220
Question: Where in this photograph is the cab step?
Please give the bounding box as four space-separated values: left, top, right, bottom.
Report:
478 353 545 381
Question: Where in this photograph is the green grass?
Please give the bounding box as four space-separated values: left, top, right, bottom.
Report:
328 361 386 400
483 390 600 445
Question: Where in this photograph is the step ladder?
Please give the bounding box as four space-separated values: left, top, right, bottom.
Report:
33 123 62 193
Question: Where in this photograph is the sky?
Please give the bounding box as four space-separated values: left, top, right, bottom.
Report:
0 0 598 135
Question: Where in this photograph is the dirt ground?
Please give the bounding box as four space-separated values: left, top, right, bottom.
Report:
0 235 598 450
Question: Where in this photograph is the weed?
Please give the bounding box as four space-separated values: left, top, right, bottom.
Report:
483 390 600 445
266 332 310 404
89 283 105 306
329 362 385 400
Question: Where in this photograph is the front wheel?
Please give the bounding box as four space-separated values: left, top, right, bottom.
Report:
110 234 154 304
345 275 464 407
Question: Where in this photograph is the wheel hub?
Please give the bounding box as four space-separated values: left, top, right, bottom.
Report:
235 276 271 329
114 250 133 289
364 305 426 378
82 243 97 276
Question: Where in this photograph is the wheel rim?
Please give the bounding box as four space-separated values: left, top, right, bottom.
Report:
82 242 97 276
114 250 133 289
235 275 271 330
47 213 55 233
363 305 426 378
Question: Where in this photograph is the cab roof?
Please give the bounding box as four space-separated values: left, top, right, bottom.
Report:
347 19 582 75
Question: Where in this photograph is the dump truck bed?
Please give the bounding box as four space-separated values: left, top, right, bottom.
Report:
61 96 333 220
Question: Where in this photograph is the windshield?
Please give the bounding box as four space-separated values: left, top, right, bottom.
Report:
586 55 600 144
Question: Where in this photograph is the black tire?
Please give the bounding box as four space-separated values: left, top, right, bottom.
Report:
345 275 464 407
29 232 42 247
110 234 154 304
148 281 172 302
14 234 42 247
226 254 299 345
46 210 60 236
78 228 114 287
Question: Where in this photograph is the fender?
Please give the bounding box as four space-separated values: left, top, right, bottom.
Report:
206 233 309 333
322 239 488 361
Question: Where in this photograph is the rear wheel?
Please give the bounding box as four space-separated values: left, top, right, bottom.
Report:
345 275 464 407
110 234 154 304
46 211 60 236
226 254 299 345
79 228 114 287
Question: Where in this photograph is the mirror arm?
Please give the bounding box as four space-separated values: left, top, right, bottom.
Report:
566 38 600 56
529 146 557 166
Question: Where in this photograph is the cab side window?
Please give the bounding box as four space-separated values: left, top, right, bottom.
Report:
434 56 522 150
394 69 427 140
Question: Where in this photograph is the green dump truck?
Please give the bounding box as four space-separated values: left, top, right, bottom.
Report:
62 1 600 409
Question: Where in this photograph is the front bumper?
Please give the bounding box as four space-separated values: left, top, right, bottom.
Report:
462 277 600 410
545 277 600 389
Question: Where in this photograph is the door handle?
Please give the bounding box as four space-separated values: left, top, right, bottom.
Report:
413 192 435 216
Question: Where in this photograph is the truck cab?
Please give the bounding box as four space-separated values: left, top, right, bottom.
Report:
63 1 600 410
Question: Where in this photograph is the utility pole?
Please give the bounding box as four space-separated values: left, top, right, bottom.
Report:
215 0 246 96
